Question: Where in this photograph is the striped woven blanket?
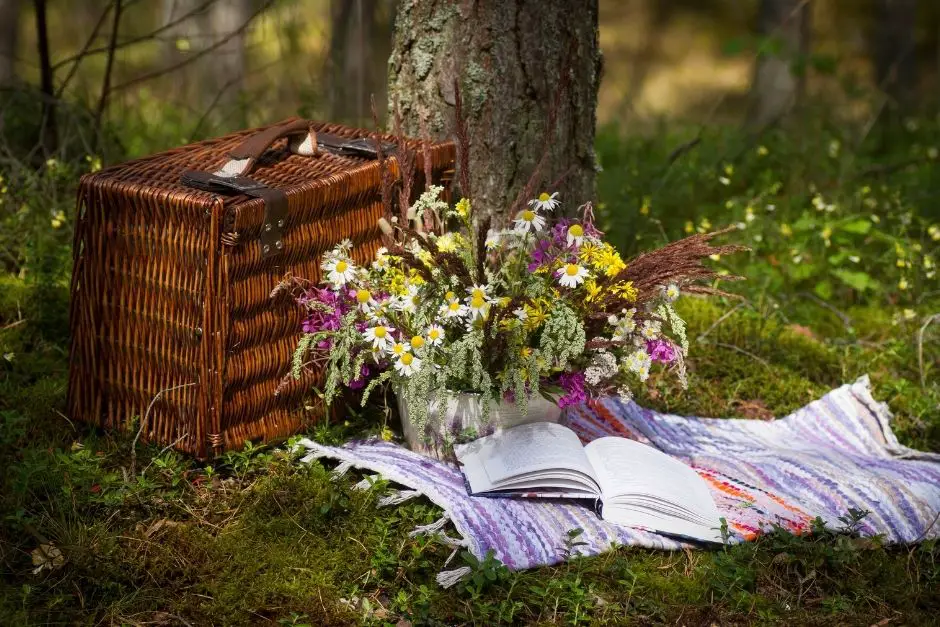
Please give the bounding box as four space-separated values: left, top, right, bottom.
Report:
295 376 940 586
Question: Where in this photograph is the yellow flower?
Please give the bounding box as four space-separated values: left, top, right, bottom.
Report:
595 244 626 277
455 198 471 219
611 281 638 302
578 242 600 263
524 304 548 329
684 221 694 234
699 217 712 232
640 195 651 216
380 426 394 442
584 279 602 302
436 232 458 253
898 278 909 290
411 335 426 350
498 296 511 308
757 145 769 157
520 347 533 359
779 223 793 237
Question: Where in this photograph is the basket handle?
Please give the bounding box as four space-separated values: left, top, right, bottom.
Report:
214 118 318 178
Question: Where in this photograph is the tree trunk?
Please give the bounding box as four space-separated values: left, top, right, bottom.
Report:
746 0 811 131
872 0 918 114
387 0 601 223
206 0 249 114
327 0 395 125
0 0 19 87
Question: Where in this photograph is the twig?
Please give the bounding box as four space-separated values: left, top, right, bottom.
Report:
0 318 26 331
796 291 852 329
706 341 771 369
107 0 274 94
666 137 702 164
141 432 190 475
917 313 939 389
94 0 124 139
696 302 746 343
130 382 196 477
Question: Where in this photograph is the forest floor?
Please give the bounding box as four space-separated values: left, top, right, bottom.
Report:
1 117 939 625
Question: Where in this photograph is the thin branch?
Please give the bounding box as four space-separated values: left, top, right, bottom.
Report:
708 341 772 370
129 382 196 477
917 313 939 389
696 302 747 343
51 0 219 72
107 0 274 94
94 0 124 138
141 432 191 475
796 291 852 329
53 2 113 99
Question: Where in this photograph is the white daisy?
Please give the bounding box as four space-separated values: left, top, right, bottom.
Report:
513 209 546 234
425 324 445 346
625 348 652 374
363 325 394 351
466 284 493 303
662 283 680 302
439 299 469 322
640 320 661 340
612 317 637 342
513 307 528 321
566 223 585 247
409 335 427 353
389 340 410 358
393 352 422 377
354 288 376 313
372 247 391 272
485 230 501 250
466 294 490 320
324 257 357 287
528 191 560 212
557 263 590 288
392 284 420 314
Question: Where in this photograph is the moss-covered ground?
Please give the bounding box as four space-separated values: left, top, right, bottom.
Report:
1 272 937 625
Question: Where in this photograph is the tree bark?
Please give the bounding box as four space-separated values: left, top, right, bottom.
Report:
872 0 918 113
387 0 601 223
0 0 19 87
746 0 811 131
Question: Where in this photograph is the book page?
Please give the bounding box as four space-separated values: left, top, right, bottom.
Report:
584 437 723 542
455 422 600 495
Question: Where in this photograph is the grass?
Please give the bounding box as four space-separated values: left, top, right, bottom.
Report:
1 274 937 624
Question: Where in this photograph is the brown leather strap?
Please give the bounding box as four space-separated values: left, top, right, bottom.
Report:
216 119 318 178
228 119 315 160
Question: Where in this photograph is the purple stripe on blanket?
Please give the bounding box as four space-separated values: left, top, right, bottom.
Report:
296 376 940 573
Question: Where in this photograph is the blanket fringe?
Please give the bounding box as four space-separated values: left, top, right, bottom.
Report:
410 515 450 537
437 533 467 548
436 566 472 588
353 474 381 491
331 460 354 479
378 489 421 507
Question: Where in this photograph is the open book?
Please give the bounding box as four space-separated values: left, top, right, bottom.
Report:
454 422 725 544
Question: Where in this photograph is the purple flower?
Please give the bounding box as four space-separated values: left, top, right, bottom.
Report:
646 339 677 363
299 287 348 334
348 364 371 390
557 370 587 409
528 239 555 272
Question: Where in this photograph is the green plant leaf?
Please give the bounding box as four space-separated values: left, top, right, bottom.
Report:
840 219 872 235
833 269 879 292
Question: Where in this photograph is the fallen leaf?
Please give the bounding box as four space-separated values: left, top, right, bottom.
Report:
137 519 183 539
31 543 65 574
787 324 819 341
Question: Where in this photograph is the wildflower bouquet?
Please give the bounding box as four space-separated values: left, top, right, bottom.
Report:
289 184 742 451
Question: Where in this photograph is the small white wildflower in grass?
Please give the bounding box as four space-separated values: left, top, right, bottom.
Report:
394 352 421 376
903 309 917 321
928 147 939 160
898 278 909 290
324 257 357 287
745 207 755 223
528 191 560 212
849 255 860 263
363 325 393 351
828 140 840 158
514 208 546 234
557 263 589 288
625 348 652 377
426 324 445 346
466 284 492 302
567 223 585 247
718 176 731 186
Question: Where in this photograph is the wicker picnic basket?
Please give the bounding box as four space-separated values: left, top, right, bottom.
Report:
68 118 455 458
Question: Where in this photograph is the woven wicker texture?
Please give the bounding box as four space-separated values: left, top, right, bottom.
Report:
69 119 455 457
